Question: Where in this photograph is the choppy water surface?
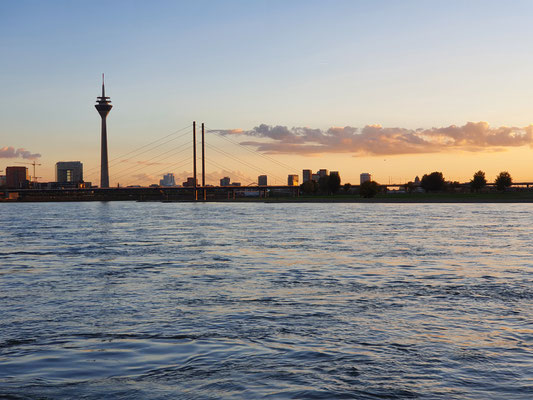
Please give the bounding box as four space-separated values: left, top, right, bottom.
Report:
0 202 531 399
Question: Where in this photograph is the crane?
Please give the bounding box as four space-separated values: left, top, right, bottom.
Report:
15 161 42 182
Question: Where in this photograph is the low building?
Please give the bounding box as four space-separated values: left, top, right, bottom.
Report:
302 169 312 183
258 175 268 186
231 182 241 186
182 177 198 187
288 174 299 186
220 177 231 186
56 161 83 183
160 173 176 187
6 166 29 189
360 173 371 184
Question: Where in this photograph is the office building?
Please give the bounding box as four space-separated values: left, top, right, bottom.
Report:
288 174 299 186
360 173 371 184
56 161 83 183
6 166 29 189
220 177 231 186
160 173 176 187
318 169 328 178
302 169 312 183
258 175 268 186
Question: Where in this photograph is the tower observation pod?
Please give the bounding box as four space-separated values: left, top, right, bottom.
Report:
95 74 112 188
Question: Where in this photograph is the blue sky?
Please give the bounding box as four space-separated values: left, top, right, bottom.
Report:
2 0 533 185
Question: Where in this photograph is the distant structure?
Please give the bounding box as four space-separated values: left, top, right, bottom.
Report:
160 173 176 187
414 176 420 184
302 169 312 183
318 169 328 178
6 166 29 189
258 175 268 186
183 177 198 187
220 177 231 186
312 173 320 182
288 174 299 186
331 171 339 177
360 173 371 184
95 74 113 188
231 182 241 186
0 175 5 187
56 162 83 183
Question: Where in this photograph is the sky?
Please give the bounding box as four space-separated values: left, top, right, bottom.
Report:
2 0 533 186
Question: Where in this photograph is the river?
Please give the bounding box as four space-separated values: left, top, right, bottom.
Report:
0 202 531 399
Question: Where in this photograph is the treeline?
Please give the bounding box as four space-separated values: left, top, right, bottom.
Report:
300 170 516 198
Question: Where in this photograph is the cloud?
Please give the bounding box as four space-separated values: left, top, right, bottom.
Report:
0 146 41 159
215 122 533 156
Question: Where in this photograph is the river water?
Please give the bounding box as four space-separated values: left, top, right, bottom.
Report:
0 202 531 399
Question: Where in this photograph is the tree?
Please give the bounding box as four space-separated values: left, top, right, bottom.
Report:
328 172 341 194
343 183 352 192
421 171 445 192
495 171 512 191
359 180 379 198
318 175 330 194
470 170 487 192
301 180 318 194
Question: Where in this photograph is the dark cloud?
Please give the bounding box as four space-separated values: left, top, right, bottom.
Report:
216 122 533 155
0 146 41 159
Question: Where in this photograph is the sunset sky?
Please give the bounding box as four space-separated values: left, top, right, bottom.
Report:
2 0 533 186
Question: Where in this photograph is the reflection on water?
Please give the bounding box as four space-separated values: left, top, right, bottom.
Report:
0 202 531 399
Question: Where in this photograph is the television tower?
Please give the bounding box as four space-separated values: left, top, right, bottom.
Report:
95 74 112 188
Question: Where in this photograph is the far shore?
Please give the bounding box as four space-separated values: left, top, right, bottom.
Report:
3 191 533 203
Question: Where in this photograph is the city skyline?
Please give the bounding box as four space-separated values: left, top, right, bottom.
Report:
3 1 533 185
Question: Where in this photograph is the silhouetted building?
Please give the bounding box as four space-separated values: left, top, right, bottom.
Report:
6 166 29 189
231 182 241 186
318 169 328 178
56 161 83 183
312 173 320 182
183 177 198 187
360 173 371 184
95 74 112 188
302 169 312 183
220 177 231 186
258 175 268 186
414 176 420 184
0 175 6 187
331 171 339 177
160 173 176 186
288 174 299 186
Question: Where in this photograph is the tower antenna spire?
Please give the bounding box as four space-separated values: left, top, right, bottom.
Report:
102 73 105 97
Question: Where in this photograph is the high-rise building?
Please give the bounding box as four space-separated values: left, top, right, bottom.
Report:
220 177 231 186
312 173 320 182
95 74 112 188
160 173 176 186
302 169 312 183
56 162 83 183
258 175 268 186
288 174 299 186
318 169 329 178
360 173 371 184
6 166 29 189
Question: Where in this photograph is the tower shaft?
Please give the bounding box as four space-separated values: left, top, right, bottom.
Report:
100 116 109 188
